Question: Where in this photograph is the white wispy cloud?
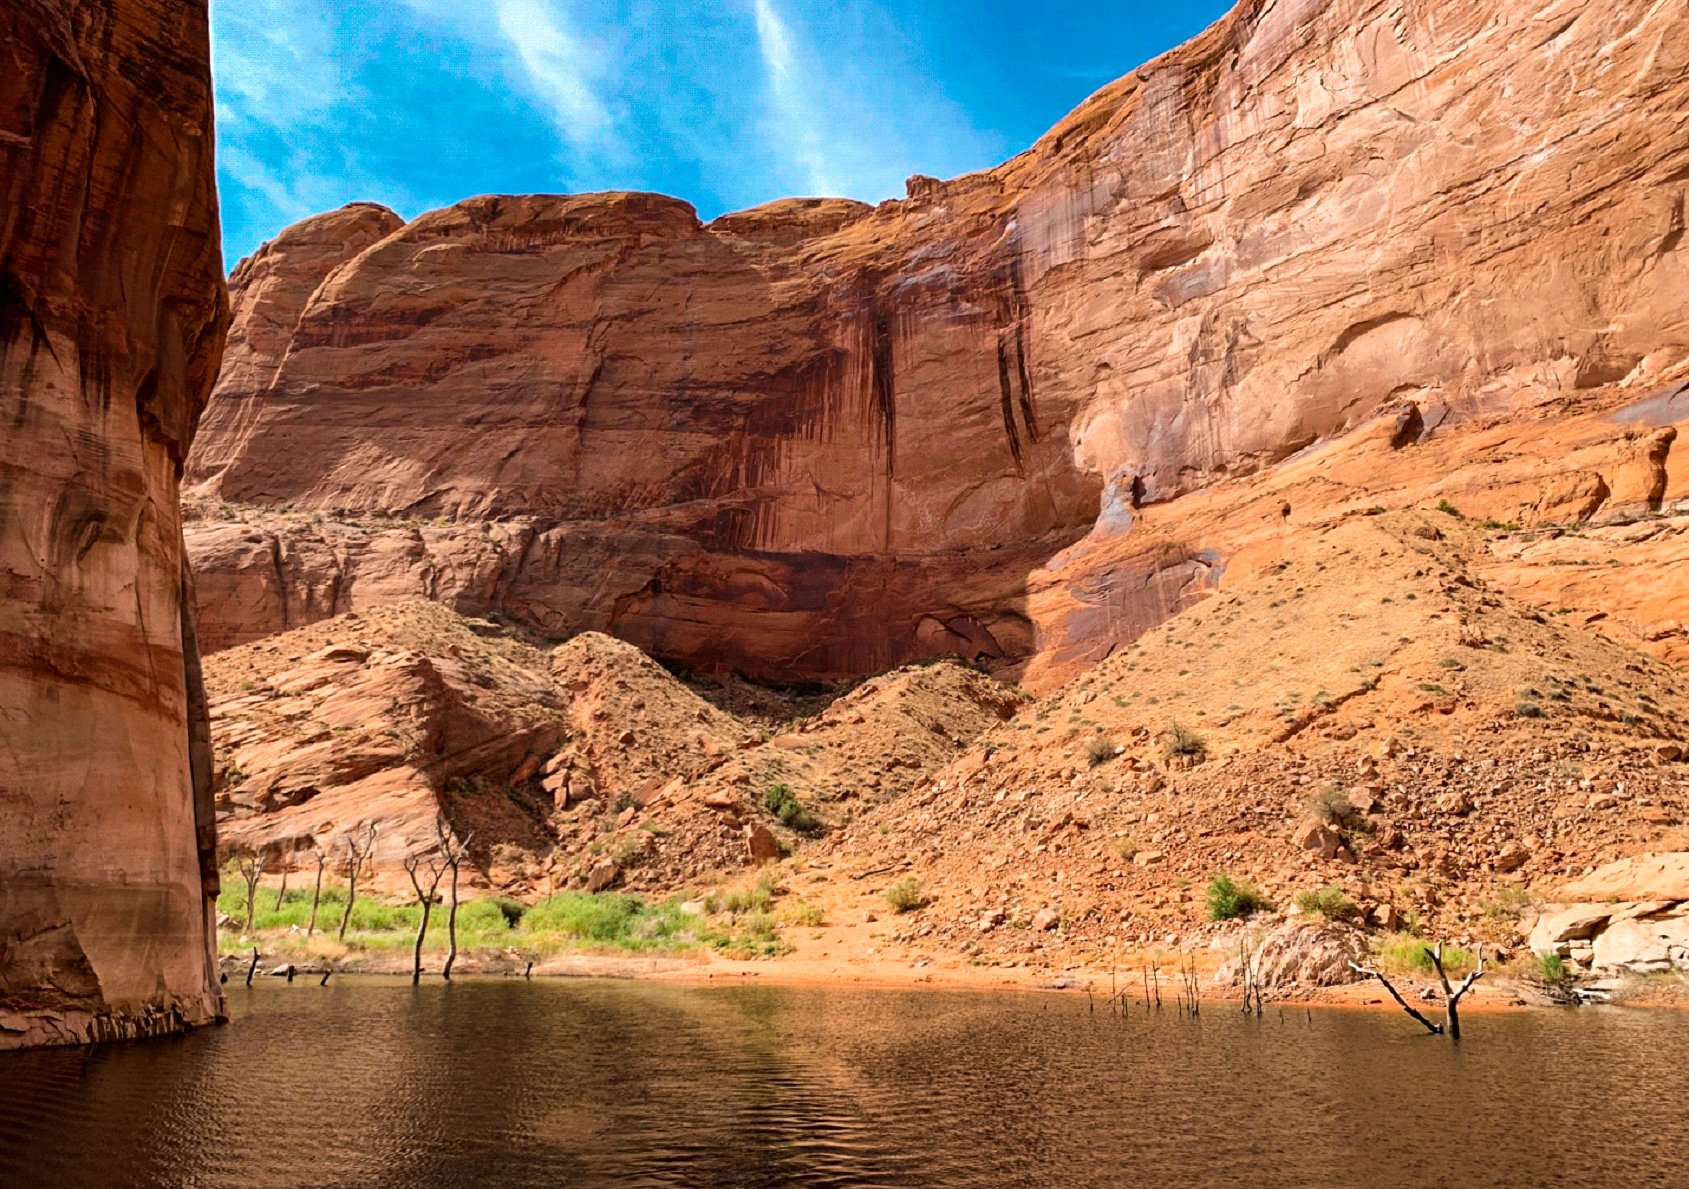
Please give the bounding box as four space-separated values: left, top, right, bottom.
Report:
751 0 836 195
492 0 623 160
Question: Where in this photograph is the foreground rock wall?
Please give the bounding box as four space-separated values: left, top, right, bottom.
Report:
186 0 1689 681
0 0 228 1047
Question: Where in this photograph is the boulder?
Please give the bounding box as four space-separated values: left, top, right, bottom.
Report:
1293 820 1343 860
1219 922 1367 989
1528 904 1622 955
1559 853 1689 903
585 861 620 893
1589 908 1689 973
745 826 781 864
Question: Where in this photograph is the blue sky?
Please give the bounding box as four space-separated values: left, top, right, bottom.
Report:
210 0 1234 265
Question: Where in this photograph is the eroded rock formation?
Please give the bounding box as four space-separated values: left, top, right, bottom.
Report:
1 0 227 1047
186 0 1689 682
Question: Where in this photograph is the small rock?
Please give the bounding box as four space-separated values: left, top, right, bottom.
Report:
1435 791 1473 816
585 860 621 893
1494 841 1530 874
1031 908 1060 932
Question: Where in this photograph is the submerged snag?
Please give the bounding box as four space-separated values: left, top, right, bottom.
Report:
1350 942 1486 1039
437 818 474 981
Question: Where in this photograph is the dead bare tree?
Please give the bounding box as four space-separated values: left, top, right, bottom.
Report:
436 818 474 981
1350 942 1486 1039
336 822 379 942
306 848 327 937
1429 942 1486 1040
272 862 289 912
403 841 448 985
236 847 267 934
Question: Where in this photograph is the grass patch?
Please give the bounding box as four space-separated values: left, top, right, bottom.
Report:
1373 934 1475 975
1206 873 1268 921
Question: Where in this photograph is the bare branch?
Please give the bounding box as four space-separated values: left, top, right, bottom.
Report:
1349 961 1444 1035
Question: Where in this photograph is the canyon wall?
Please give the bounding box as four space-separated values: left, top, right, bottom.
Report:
187 0 1689 681
1 0 228 1046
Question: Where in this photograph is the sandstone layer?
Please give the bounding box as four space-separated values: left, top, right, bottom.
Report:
1 1 228 1046
186 0 1689 683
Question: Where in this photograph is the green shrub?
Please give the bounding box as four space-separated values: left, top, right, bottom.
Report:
1533 951 1571 985
1435 499 1463 518
764 784 822 835
489 896 528 927
886 877 924 914
1206 874 1268 921
1296 886 1358 921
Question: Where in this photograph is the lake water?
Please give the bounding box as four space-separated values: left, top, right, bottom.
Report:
3 978 1686 1187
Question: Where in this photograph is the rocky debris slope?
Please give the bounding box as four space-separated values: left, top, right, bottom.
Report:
204 603 1024 897
209 602 567 893
1 0 228 1048
810 513 1689 972
183 0 1689 683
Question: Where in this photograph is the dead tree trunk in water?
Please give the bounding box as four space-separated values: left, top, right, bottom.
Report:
1430 942 1486 1041
1351 943 1485 1038
1348 960 1443 1034
404 844 446 985
306 848 327 937
337 823 379 942
437 819 474 981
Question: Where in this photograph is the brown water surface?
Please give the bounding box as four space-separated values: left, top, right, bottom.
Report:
2 978 1685 1187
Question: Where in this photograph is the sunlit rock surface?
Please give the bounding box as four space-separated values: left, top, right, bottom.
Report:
1 0 228 1047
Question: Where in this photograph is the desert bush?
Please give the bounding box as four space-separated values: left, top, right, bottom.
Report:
886 877 924 914
1295 885 1358 921
711 870 777 916
782 901 825 927
764 783 822 835
1160 723 1208 764
1206 873 1268 921
1307 787 1356 826
1085 735 1118 767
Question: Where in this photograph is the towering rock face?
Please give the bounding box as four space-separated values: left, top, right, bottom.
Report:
188 0 1689 681
1 1 228 1046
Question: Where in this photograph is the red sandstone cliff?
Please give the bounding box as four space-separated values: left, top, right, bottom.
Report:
1 0 228 1047
187 0 1689 683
